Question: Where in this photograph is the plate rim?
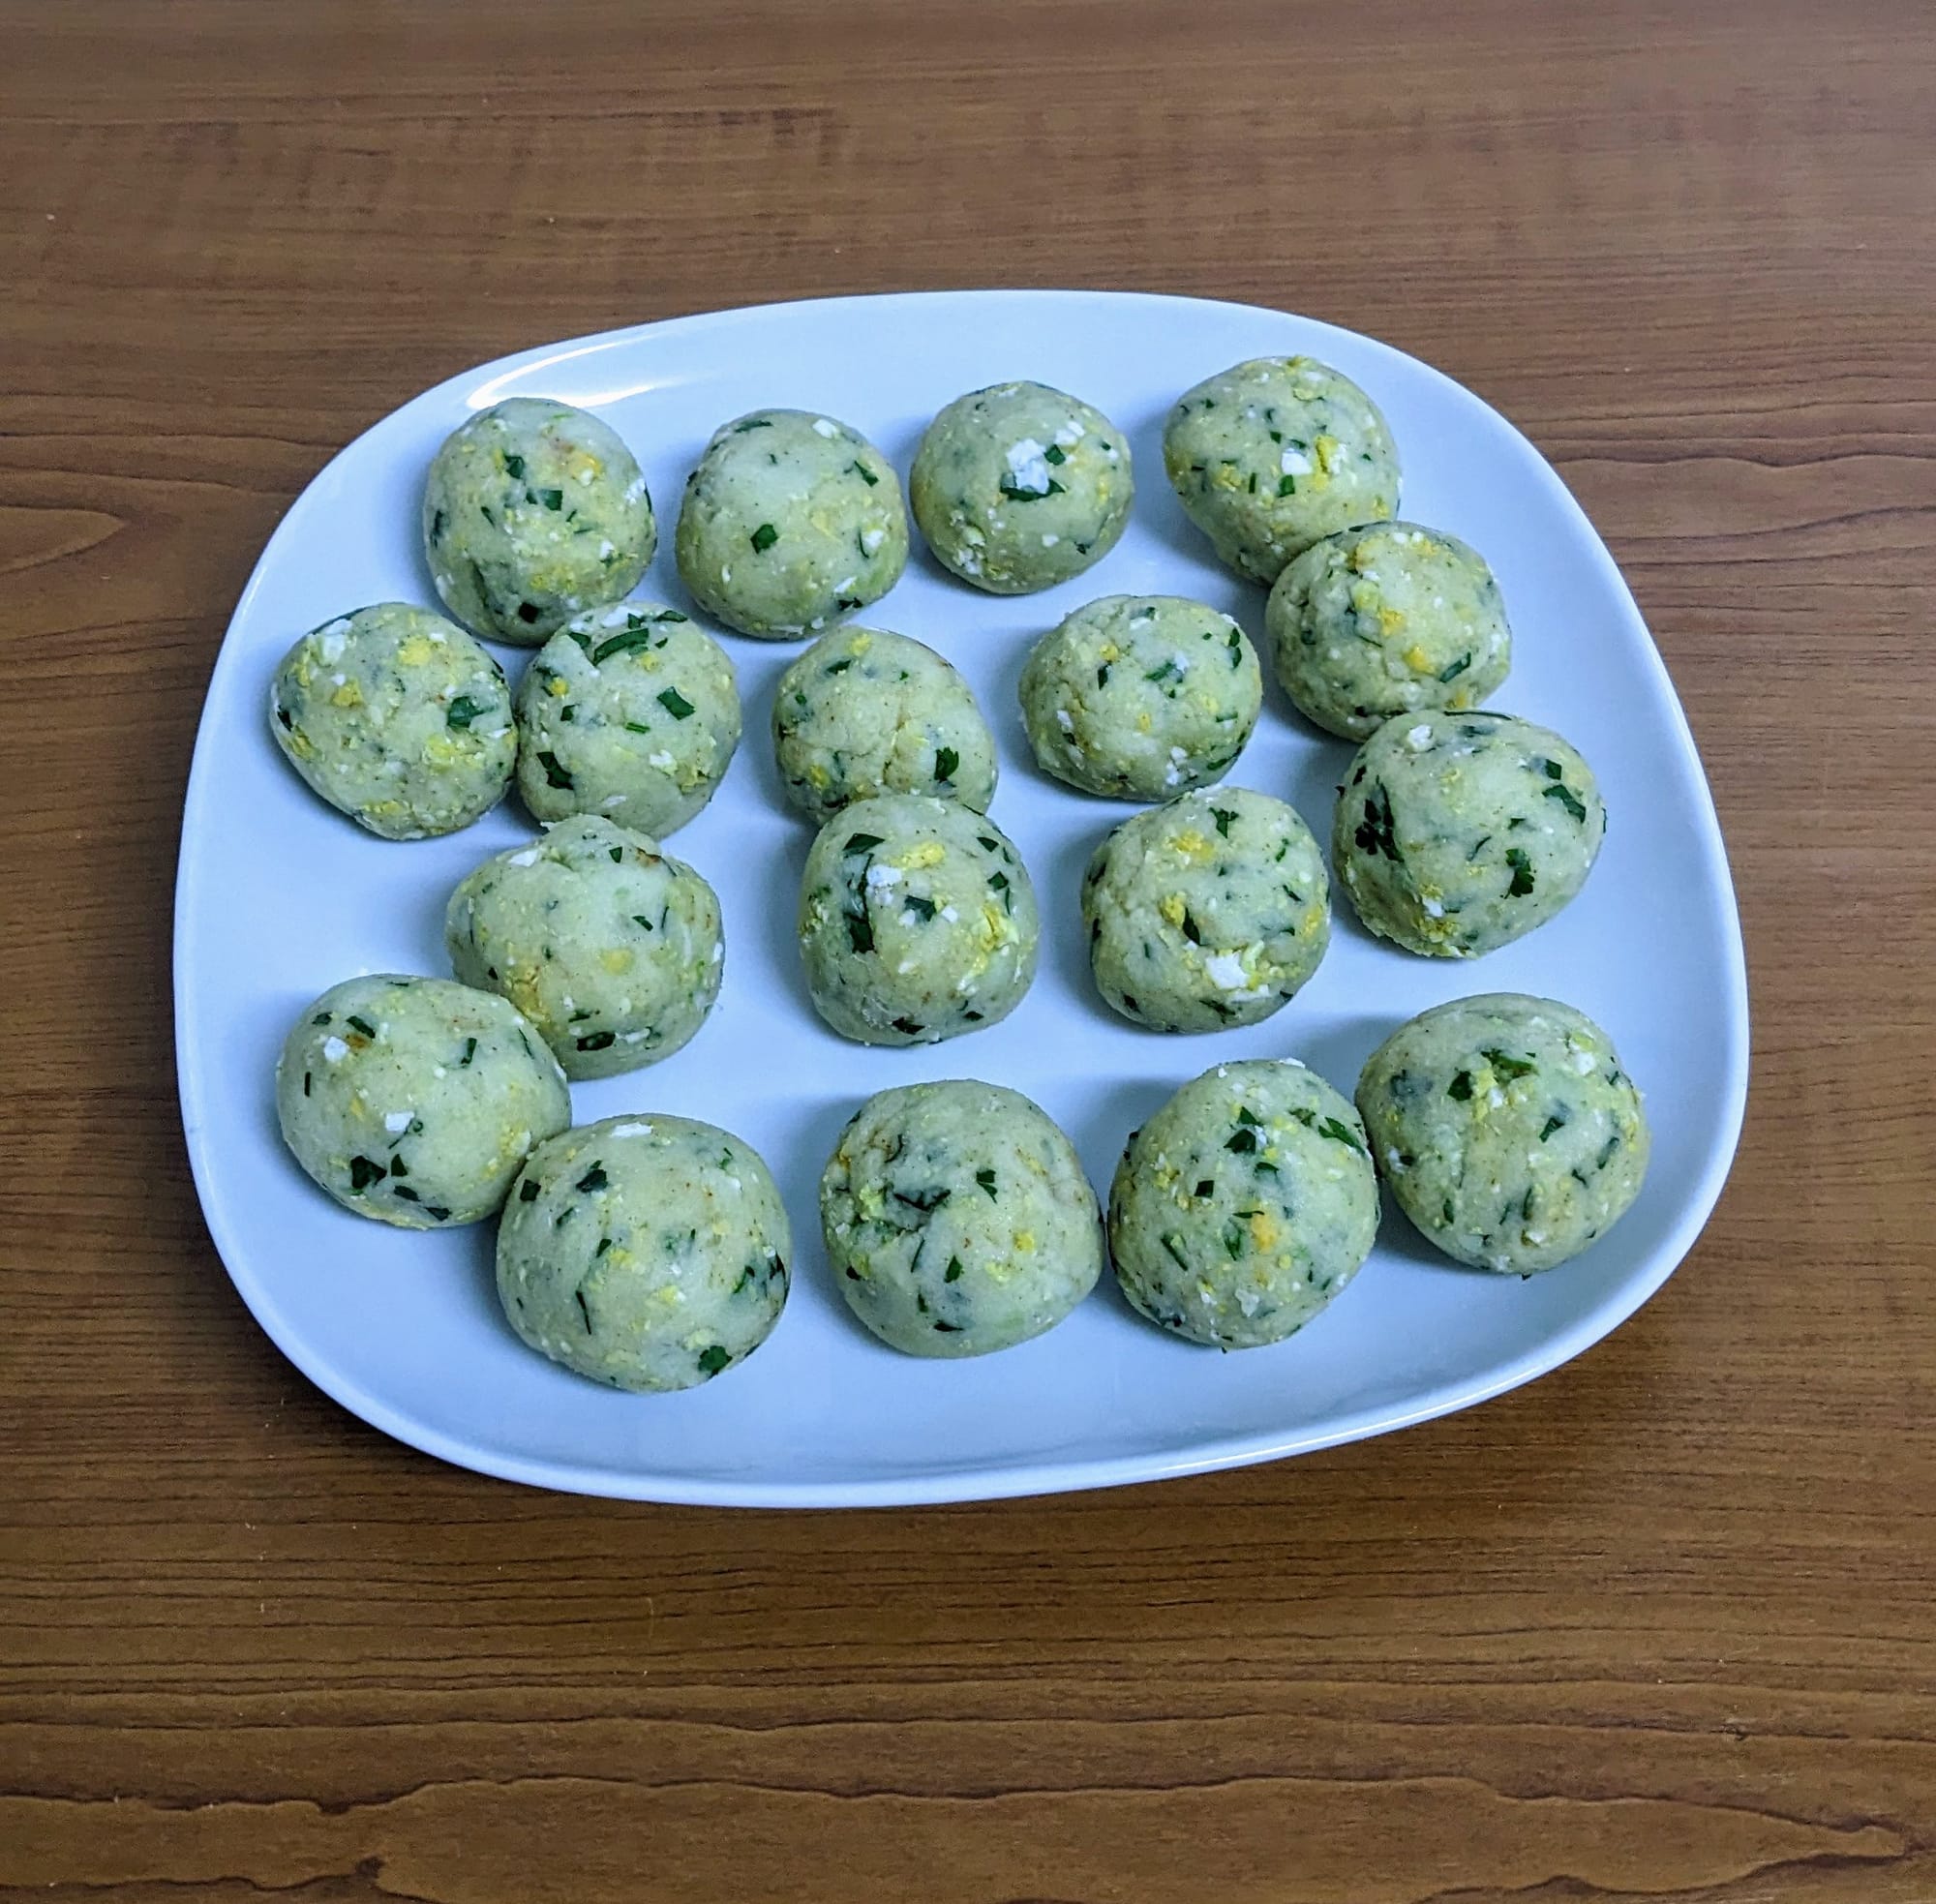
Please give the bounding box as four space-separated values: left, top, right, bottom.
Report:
174 287 1750 1508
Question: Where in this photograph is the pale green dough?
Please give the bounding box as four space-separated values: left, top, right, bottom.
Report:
771 625 997 820
1356 993 1650 1274
514 601 741 837
674 408 907 638
910 381 1133 593
1266 521 1511 740
1163 357 1400 582
275 975 570 1228
269 603 514 839
1019 595 1262 800
445 814 723 1080
798 794 1039 1046
820 1081 1103 1357
1082 788 1330 1032
423 398 655 643
1335 710 1605 957
1108 1059 1378 1348
497 1114 790 1392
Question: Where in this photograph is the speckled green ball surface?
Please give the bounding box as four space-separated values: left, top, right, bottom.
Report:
910 380 1133 593
423 398 655 644
798 794 1039 1046
275 975 570 1228
820 1080 1104 1358
513 601 741 837
445 815 723 1080
1163 357 1400 583
269 603 514 839
1334 710 1605 957
1082 788 1330 1033
1266 521 1511 740
1356 993 1650 1274
496 1114 790 1392
1018 595 1262 800
771 625 997 820
1108 1059 1378 1348
675 409 906 638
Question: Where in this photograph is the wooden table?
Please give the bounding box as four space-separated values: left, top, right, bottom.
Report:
6 4 1932 1897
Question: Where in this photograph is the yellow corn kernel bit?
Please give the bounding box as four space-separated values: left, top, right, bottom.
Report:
599 948 635 975
330 680 364 710
1249 1211 1281 1251
847 630 873 654
1315 434 1344 474
1135 710 1153 734
1401 643 1432 671
547 674 571 698
286 730 315 760
805 764 832 789
1157 893 1187 928
1169 829 1213 863
898 840 945 871
422 733 460 767
1013 1229 1037 1254
397 634 436 667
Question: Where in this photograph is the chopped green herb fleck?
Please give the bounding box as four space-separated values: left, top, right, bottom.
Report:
656 686 695 720
348 1155 386 1194
536 487 563 511
698 1344 730 1375
538 751 574 790
1438 653 1472 683
445 694 488 729
576 1164 608 1193
1543 781 1588 822
1225 1127 1257 1154
1483 1047 1537 1080
1044 443 1066 465
346 1014 377 1040
848 459 878 485
1278 473 1297 496
1505 847 1535 896
905 894 937 922
975 1166 998 1200
944 1256 963 1283
1211 805 1236 838
1539 1112 1569 1141
1319 1116 1365 1153
519 1178 541 1202
750 522 778 552
459 1037 477 1068
845 831 884 854
574 1030 617 1052
1448 1071 1474 1101
502 453 526 479
933 745 959 783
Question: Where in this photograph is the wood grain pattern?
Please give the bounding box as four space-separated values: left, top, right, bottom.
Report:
3 2 1933 1897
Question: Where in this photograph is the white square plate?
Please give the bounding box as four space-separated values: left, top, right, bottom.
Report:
175 290 1747 1505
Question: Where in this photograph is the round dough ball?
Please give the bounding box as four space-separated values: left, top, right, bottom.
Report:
910 380 1133 593
1082 788 1330 1032
445 814 723 1080
1334 710 1605 957
1108 1059 1377 1348
1019 595 1262 799
674 408 907 638
275 974 569 1227
423 398 655 644
1356 993 1650 1274
513 600 740 837
820 1080 1103 1357
1266 521 1511 740
1163 357 1400 583
269 603 514 839
798 794 1039 1045
771 625 997 820
497 1114 790 1392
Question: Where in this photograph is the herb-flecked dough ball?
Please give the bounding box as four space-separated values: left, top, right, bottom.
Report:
798 794 1039 1046
1018 595 1262 800
496 1114 790 1392
1108 1059 1378 1348
821 1080 1104 1357
514 601 741 838
1163 357 1400 583
275 974 570 1227
1356 993 1650 1274
1266 521 1511 740
445 814 723 1080
675 409 907 638
910 380 1133 593
1334 710 1605 957
771 625 997 820
269 603 514 839
1082 788 1330 1032
423 398 655 644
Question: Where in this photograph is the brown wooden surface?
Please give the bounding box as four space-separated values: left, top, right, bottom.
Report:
4 2 1933 1898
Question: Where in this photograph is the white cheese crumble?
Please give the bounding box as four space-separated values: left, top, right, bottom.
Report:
1280 446 1314 476
1202 952 1250 990
383 1111 412 1133
1004 438 1051 495
320 1037 348 1063
812 418 840 438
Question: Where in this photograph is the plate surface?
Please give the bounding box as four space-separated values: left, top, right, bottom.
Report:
175 290 1747 1507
